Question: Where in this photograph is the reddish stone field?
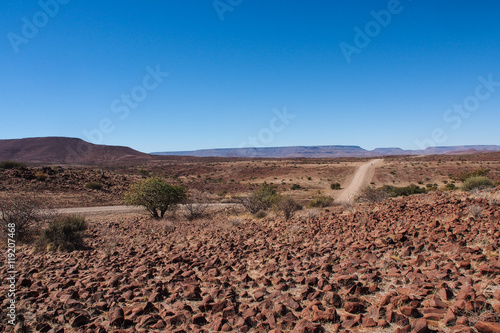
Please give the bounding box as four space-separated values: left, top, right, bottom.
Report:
2 189 499 332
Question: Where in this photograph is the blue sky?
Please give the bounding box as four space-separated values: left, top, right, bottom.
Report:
1 0 499 153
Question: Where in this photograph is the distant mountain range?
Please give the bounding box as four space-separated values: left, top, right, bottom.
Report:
1 137 499 164
152 145 500 158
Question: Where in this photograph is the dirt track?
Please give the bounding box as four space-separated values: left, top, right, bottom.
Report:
337 159 383 202
51 203 241 216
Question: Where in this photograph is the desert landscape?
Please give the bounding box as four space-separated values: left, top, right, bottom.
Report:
3 2 500 332
1 138 500 333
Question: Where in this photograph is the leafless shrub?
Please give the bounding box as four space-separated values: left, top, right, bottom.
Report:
228 217 243 227
0 194 49 242
274 195 301 221
356 186 388 203
183 202 209 221
468 205 483 220
302 209 320 221
162 221 176 234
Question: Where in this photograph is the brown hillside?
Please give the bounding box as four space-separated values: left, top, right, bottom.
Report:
0 137 153 165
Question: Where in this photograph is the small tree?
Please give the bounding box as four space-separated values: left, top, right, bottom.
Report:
124 177 187 218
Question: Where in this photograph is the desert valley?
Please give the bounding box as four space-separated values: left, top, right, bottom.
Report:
0 137 499 333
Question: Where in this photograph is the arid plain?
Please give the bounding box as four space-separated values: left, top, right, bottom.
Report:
1 151 500 332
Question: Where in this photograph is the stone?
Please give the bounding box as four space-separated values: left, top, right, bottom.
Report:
476 321 500 333
109 306 125 327
70 314 90 327
412 318 429 333
362 317 377 327
344 302 365 314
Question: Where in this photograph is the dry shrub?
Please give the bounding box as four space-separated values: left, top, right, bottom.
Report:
37 215 87 251
273 195 301 221
0 194 48 242
356 186 388 203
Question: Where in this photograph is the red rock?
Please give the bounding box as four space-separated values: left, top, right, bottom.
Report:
109 306 125 327
429 296 448 309
254 289 268 301
449 325 473 333
439 286 454 300
323 292 342 307
456 317 468 326
478 264 500 276
35 323 52 332
285 296 302 311
400 306 421 318
380 294 393 306
412 318 429 333
183 284 202 301
362 317 377 327
148 292 163 302
221 323 232 331
344 302 365 314
165 313 186 326
293 319 323 333
192 314 207 326
207 317 225 331
476 321 500 333
305 276 318 286
377 319 389 327
493 302 500 316
70 314 90 327
443 308 457 327
137 314 162 328
423 312 445 321
311 308 339 323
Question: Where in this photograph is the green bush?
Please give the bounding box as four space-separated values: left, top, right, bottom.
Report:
254 210 267 219
290 184 302 190
454 169 490 182
85 182 103 190
0 161 26 169
124 177 187 218
38 216 87 251
379 184 427 197
444 183 456 191
308 195 334 208
461 176 494 192
330 182 341 190
35 171 48 181
241 182 278 214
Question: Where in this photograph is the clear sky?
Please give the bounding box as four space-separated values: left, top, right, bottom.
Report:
1 0 499 153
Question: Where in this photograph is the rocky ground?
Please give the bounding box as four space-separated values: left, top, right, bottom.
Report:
2 189 500 332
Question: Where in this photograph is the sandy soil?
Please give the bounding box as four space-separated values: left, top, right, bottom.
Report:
337 159 383 202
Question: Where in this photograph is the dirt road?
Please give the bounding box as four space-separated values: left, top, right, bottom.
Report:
51 203 241 217
337 159 383 202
